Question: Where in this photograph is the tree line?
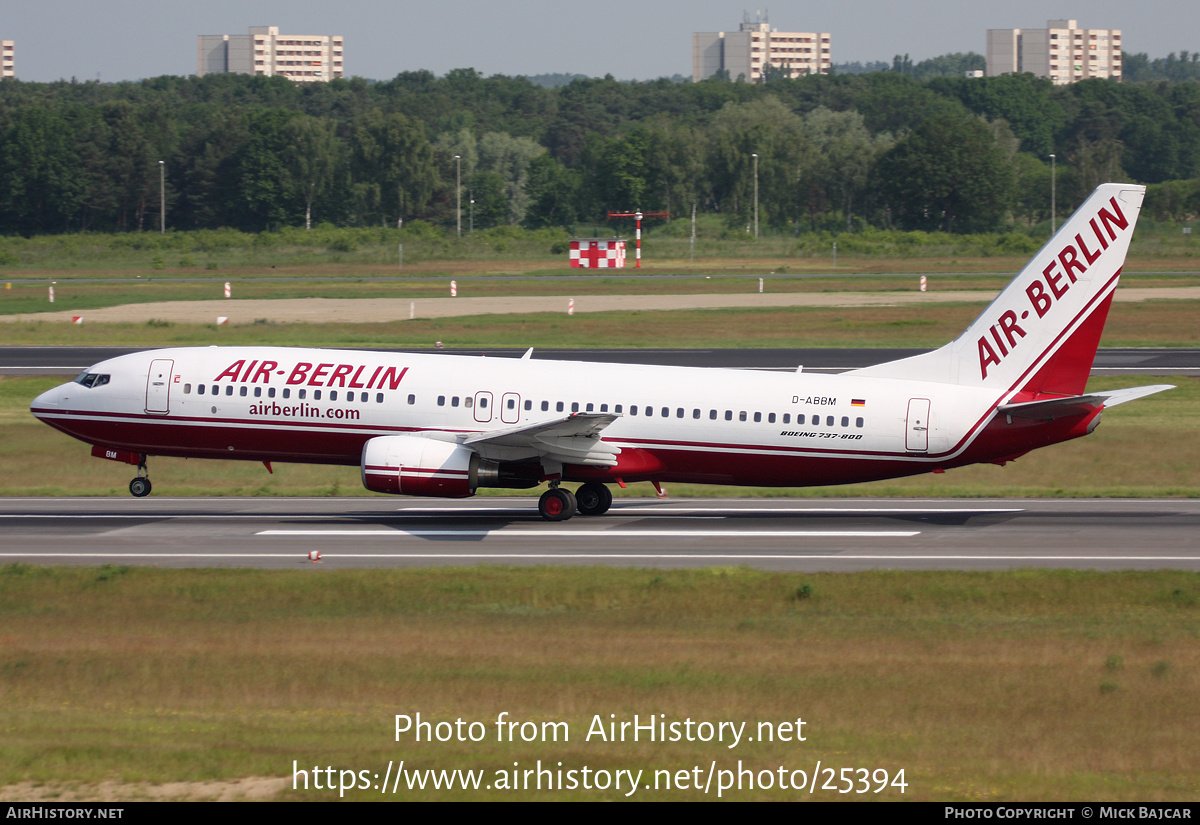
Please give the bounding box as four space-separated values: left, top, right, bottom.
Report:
0 64 1197 237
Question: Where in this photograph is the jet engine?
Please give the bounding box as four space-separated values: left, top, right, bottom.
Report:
361 435 539 497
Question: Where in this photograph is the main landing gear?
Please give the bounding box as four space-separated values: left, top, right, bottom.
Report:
128 457 151 498
537 482 613 521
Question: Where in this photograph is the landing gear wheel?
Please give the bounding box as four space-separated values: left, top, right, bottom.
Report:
538 488 577 521
575 482 613 516
129 477 151 497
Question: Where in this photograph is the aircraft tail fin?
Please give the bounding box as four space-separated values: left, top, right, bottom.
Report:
849 183 1146 402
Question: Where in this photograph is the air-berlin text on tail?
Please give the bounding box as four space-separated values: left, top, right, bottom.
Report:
977 195 1129 380
213 359 410 390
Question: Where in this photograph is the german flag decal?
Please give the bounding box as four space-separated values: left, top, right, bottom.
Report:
851 399 866 407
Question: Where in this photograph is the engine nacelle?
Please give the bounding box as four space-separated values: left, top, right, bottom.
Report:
361 435 482 498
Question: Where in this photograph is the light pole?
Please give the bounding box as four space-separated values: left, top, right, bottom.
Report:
454 155 462 238
158 160 165 234
751 153 759 239
1049 153 1056 235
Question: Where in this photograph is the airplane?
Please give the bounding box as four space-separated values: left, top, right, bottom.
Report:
31 183 1172 521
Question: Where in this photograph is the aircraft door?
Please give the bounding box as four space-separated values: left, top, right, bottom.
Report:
501 392 521 424
473 391 493 423
906 398 930 452
145 359 174 414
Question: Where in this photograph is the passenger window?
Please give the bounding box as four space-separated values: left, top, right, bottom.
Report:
739 411 747 422
347 392 355 401
692 409 701 419
240 386 248 397
184 384 192 394
198 385 206 396
524 400 532 411
856 417 864 428
826 416 834 426
507 399 515 409
600 404 608 412
226 386 234 396
614 405 622 413
676 408 684 418
479 397 488 408
661 407 669 418
282 388 290 399
314 390 321 400
438 396 446 406
709 410 717 420
330 391 338 401
268 388 276 398
451 396 459 407
298 389 306 399
630 406 638 416
254 387 262 398
571 402 579 412
645 407 653 417
725 410 732 421
465 397 473 408
841 416 849 427
753 412 762 423
768 413 776 423
541 401 549 411
586 403 594 412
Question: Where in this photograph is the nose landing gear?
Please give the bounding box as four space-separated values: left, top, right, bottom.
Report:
129 458 151 497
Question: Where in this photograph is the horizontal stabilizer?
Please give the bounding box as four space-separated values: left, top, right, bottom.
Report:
998 384 1173 420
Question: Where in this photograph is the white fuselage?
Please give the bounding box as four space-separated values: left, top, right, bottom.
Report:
32 346 1025 488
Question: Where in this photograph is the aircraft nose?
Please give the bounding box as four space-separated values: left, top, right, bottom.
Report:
31 383 70 416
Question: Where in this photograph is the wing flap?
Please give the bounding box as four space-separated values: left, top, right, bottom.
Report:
462 413 621 467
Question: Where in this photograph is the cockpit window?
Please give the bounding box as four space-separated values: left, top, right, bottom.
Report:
73 372 110 389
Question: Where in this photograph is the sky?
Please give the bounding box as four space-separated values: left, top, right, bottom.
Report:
3 0 1199 83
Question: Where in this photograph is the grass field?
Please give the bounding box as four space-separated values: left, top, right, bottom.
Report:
2 565 1198 801
3 297 1200 349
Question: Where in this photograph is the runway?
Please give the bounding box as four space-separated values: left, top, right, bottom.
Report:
2 497 1196 571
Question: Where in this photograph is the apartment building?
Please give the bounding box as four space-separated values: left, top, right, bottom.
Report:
987 19 1121 84
198 26 343 82
694 14 830 83
2 41 13 79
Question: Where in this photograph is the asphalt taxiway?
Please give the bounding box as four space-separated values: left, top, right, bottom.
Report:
1 497 1195 571
3 346 1199 375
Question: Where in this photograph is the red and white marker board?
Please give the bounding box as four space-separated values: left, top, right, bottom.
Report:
568 239 626 269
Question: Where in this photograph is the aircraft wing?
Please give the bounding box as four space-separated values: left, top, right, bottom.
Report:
461 412 621 466
998 384 1174 420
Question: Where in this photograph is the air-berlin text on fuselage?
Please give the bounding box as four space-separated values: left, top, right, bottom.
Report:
212 359 409 390
977 195 1129 380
